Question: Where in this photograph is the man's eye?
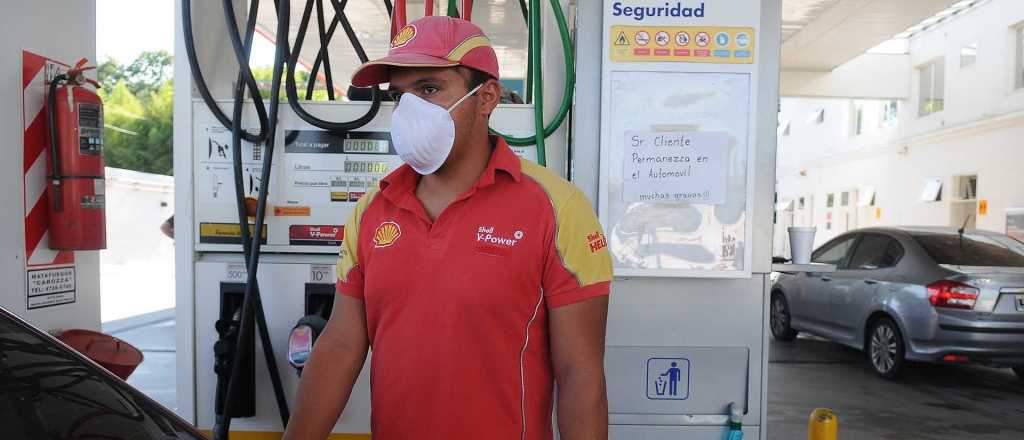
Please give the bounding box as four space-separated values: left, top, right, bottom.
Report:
422 86 439 95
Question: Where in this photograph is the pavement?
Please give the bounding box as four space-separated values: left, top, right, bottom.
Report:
101 314 1024 438
103 309 178 413
768 334 1024 439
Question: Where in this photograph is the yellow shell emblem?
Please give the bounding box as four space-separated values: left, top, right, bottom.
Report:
391 25 417 49
373 222 402 248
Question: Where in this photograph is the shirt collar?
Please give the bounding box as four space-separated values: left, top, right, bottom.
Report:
380 135 522 203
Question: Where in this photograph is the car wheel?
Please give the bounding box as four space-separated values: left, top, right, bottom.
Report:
867 317 905 380
1013 366 1023 381
770 293 798 342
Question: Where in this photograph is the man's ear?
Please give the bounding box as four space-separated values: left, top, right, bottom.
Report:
477 79 501 116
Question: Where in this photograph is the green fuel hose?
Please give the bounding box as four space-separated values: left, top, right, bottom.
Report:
493 0 575 168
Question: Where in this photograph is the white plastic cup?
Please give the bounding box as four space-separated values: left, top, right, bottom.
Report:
788 226 817 265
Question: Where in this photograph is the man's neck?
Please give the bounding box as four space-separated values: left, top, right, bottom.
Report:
419 129 492 195
415 128 492 220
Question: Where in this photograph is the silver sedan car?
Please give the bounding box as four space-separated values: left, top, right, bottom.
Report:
771 226 1024 379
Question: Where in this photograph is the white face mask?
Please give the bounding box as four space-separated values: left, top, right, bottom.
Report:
390 83 483 175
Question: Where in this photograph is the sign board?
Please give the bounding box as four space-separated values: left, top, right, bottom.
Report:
26 266 76 310
600 0 759 277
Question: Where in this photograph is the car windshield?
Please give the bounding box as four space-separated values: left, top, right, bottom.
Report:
911 231 1024 267
0 313 206 440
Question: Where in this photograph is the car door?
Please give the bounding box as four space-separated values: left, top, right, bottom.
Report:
795 234 859 336
830 234 902 342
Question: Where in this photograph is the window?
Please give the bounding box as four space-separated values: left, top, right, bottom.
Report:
1017 26 1024 89
881 100 899 128
921 178 943 202
807 108 825 125
798 197 806 210
826 193 835 208
0 315 207 440
858 186 876 207
881 241 905 267
852 101 865 136
841 191 850 207
779 120 791 137
919 59 945 116
960 43 977 68
954 174 978 200
848 234 901 270
912 231 1024 267
812 235 858 266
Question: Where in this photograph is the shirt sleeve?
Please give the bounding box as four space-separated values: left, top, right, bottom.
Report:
542 189 613 309
336 190 377 299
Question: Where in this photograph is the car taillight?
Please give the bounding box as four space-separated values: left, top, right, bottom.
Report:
927 280 979 310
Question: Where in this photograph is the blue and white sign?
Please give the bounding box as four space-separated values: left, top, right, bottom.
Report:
646 357 691 400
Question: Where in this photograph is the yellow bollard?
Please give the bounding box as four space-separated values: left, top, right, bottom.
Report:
808 408 838 440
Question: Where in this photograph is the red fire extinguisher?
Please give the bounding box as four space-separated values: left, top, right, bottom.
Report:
46 59 106 250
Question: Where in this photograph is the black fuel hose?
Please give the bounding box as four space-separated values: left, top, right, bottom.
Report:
314 0 337 100
285 0 382 131
181 0 269 144
213 0 291 438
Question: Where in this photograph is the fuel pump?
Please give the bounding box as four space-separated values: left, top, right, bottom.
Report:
46 59 106 251
180 0 578 437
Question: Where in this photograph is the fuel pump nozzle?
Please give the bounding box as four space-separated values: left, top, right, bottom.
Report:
288 301 330 375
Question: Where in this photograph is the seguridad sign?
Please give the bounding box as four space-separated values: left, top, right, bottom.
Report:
611 1 706 20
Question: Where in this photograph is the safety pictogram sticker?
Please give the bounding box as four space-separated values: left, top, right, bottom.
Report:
695 32 710 47
615 31 630 46
655 31 670 46
634 31 650 46
736 32 751 48
675 31 690 46
715 32 730 47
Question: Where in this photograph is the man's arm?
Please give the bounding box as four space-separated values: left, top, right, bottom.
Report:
282 294 369 440
550 295 610 440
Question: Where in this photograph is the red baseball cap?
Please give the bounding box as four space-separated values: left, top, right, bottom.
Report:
351 16 500 87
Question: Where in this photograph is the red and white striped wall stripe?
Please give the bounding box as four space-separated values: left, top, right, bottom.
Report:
22 51 74 267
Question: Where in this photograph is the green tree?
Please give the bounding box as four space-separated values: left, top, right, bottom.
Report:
98 51 174 175
98 50 172 97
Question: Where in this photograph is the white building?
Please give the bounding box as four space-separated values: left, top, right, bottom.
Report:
775 0 1024 256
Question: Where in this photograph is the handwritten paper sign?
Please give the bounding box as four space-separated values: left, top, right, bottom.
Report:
622 131 728 204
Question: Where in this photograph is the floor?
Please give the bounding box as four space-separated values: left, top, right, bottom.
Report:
103 310 178 413
104 316 1024 438
768 334 1024 440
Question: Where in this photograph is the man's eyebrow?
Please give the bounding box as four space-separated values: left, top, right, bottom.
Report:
389 76 447 91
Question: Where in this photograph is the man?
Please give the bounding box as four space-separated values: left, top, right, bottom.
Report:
283 16 612 440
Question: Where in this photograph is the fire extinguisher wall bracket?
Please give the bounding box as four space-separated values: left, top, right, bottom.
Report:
45 70 107 251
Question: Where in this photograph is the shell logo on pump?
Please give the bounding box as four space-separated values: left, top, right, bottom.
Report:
373 222 402 248
391 25 417 48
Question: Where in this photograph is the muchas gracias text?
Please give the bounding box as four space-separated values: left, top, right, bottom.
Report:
611 2 707 20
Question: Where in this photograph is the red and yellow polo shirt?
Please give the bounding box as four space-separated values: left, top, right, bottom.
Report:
335 136 612 439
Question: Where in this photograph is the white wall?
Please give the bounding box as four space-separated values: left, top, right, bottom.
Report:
775 0 1024 255
101 168 175 322
0 1 99 331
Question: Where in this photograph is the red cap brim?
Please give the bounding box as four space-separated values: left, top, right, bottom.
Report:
350 53 459 87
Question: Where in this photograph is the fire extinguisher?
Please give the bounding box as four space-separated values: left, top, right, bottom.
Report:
46 59 106 250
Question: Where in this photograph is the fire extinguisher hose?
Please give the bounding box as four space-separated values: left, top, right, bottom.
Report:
46 74 67 211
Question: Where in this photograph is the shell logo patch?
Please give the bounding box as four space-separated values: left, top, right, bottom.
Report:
391 25 417 49
373 221 402 248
